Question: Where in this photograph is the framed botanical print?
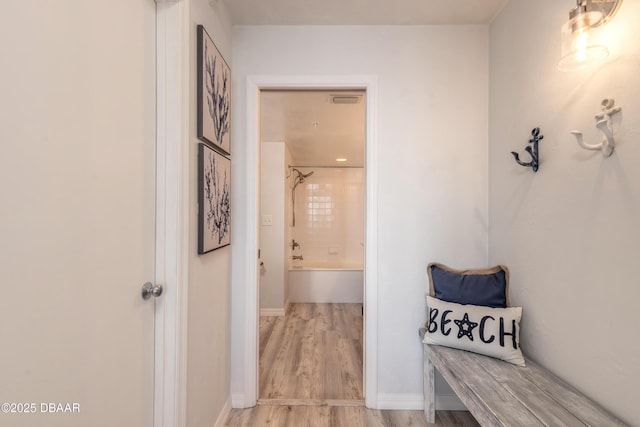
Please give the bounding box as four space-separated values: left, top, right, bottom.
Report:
197 25 231 155
198 143 231 253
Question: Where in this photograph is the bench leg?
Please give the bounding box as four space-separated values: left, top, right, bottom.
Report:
424 345 435 423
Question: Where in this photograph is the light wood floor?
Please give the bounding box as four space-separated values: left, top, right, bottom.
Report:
259 303 363 401
225 405 479 427
227 303 480 426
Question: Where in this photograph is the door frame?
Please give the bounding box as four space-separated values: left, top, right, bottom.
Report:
243 75 379 407
155 0 190 426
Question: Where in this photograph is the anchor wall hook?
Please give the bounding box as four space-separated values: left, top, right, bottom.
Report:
571 98 621 157
512 127 543 172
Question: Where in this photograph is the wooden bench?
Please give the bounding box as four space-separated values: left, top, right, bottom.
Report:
419 328 627 426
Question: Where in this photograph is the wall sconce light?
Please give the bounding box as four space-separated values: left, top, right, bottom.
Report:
571 98 622 157
558 0 623 71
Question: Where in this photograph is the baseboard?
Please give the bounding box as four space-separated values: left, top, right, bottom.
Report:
213 397 231 427
231 393 249 409
260 308 285 317
376 393 466 411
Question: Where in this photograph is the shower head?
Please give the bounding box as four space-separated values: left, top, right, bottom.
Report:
291 168 314 181
291 168 314 192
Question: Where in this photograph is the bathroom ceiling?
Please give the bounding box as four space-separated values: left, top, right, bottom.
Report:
260 90 365 167
225 0 509 25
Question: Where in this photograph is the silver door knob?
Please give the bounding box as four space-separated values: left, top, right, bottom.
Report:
141 282 163 300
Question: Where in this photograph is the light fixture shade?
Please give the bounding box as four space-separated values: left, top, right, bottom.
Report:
558 4 610 71
558 0 622 71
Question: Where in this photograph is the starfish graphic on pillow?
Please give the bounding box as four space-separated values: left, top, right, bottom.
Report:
454 313 479 341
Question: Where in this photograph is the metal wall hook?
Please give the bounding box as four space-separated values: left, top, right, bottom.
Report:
571 98 621 157
512 128 543 172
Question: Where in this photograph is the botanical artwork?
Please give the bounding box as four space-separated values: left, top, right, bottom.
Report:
197 25 230 155
198 144 231 253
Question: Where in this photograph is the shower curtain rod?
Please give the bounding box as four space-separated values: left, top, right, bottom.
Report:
289 165 364 169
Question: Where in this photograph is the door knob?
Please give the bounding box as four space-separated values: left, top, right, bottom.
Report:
141 282 163 300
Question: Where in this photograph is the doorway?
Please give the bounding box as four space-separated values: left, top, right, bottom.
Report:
241 75 379 408
258 89 366 403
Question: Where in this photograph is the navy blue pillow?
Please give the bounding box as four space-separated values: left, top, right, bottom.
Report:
428 263 509 308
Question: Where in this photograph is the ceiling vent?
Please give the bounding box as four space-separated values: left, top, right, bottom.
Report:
330 94 362 104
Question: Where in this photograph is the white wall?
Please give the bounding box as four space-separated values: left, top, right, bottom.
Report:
231 25 489 407
490 1 640 425
187 0 233 425
260 142 288 313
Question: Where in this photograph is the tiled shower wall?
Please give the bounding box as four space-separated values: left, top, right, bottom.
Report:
292 167 364 264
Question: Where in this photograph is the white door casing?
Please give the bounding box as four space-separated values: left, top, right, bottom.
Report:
154 0 190 427
242 75 379 408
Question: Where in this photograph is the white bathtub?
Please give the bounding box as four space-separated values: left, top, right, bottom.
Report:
289 259 363 303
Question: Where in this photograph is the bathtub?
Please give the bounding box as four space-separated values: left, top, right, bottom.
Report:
289 259 364 303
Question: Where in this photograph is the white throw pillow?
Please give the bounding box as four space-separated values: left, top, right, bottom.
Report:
423 296 525 367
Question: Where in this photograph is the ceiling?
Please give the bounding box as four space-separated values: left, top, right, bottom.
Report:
261 90 366 167
249 1 510 167
225 0 509 26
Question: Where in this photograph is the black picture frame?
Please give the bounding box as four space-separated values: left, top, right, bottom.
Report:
197 25 231 155
198 143 231 254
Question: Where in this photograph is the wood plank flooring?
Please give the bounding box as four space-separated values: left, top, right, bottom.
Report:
259 303 363 401
229 303 480 426
225 406 479 427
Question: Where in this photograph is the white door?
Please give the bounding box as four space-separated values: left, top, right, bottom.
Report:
0 1 158 426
